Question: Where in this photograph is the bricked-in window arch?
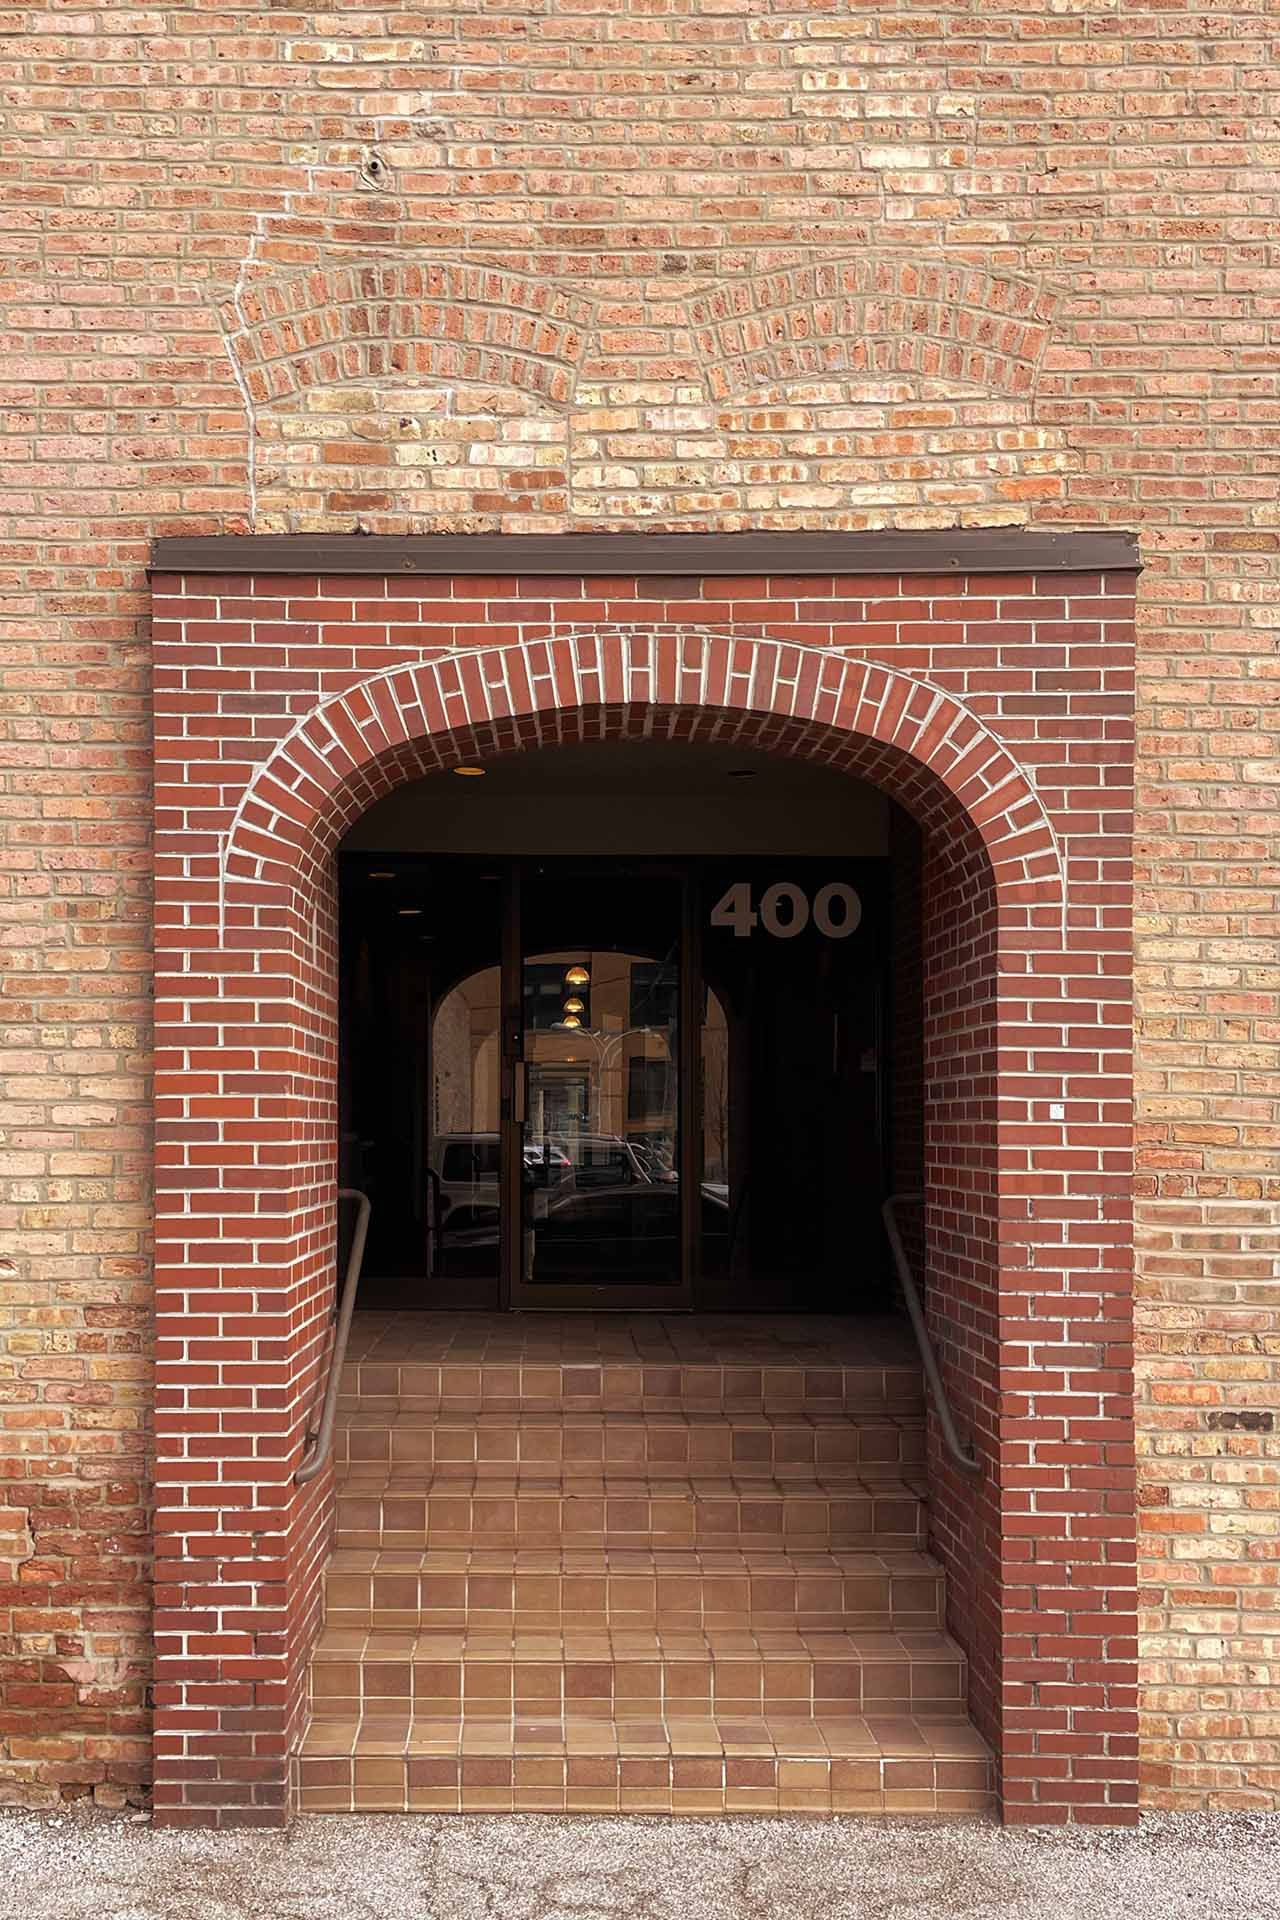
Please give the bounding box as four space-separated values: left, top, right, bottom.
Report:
224 263 596 410
220 629 1065 941
687 261 1056 404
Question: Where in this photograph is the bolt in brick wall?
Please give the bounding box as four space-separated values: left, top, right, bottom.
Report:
149 582 1137 1825
0 0 1274 1816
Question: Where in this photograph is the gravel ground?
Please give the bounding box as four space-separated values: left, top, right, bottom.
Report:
3 1807 1279 1920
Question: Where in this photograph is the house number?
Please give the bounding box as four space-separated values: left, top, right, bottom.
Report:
709 881 862 939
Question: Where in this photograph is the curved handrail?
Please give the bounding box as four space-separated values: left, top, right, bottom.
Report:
881 1192 981 1476
295 1188 372 1487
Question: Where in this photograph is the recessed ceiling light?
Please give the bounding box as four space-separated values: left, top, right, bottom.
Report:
453 765 486 778
398 907 422 917
369 869 396 879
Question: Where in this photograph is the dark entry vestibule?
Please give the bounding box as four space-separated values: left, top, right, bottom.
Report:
339 740 912 1315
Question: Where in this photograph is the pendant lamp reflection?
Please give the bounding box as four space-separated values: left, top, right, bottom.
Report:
564 964 590 988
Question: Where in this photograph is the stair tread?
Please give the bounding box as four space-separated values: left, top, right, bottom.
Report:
312 1623 965 1661
326 1544 940 1573
336 1468 926 1492
345 1312 918 1366
338 1409 922 1428
299 1709 989 1761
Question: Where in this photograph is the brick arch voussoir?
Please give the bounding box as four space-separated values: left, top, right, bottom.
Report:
224 263 595 412
241 336 579 410
687 260 1055 406
219 631 1064 938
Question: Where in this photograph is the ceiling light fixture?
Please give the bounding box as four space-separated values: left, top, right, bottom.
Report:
453 764 486 778
564 964 590 988
562 996 585 1015
369 869 396 879
398 907 422 917
561 1014 582 1030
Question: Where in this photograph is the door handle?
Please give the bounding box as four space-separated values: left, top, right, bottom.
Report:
513 1060 527 1125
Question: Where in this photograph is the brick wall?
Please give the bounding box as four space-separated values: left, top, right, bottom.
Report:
0 0 1274 1813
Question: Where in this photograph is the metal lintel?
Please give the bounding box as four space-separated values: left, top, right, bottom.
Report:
149 528 1141 580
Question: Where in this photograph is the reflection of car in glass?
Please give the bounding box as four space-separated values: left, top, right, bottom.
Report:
430 1132 499 1238
547 1134 650 1190
431 1129 727 1265
626 1139 678 1184
430 1132 572 1237
538 1178 728 1276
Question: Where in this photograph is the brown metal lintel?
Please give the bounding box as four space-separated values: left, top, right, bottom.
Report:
150 529 1140 579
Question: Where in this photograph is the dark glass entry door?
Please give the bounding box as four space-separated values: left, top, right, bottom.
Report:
508 864 693 1308
695 860 886 1310
340 851 890 1311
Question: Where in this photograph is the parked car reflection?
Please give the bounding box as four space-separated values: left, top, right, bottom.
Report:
436 1129 728 1282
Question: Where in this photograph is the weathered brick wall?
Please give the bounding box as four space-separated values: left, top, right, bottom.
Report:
0 0 1275 1810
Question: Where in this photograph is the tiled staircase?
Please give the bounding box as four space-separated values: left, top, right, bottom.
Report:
294 1316 993 1816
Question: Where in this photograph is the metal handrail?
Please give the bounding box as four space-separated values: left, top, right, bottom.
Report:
424 1166 441 1280
295 1188 371 1487
881 1192 981 1476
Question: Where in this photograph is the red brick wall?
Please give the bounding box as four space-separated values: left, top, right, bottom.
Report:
148 575 1136 1824
918 805 1002 1766
887 809 924 1225
0 0 1271 1819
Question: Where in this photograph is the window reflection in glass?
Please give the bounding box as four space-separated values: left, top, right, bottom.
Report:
429 966 501 1282
522 947 681 1286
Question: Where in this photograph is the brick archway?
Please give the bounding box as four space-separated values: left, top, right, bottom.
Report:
152 559 1137 1828
219 632 1064 937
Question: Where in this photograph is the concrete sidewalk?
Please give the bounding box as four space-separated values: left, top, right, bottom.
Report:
4 1807 1277 1920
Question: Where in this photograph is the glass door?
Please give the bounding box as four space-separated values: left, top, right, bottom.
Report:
427 962 502 1299
507 862 693 1308
695 857 889 1311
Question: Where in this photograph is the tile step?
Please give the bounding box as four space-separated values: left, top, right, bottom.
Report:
338 1365 923 1419
308 1623 968 1718
294 1711 993 1815
334 1409 925 1476
333 1472 927 1553
339 1315 924 1412
321 1545 946 1633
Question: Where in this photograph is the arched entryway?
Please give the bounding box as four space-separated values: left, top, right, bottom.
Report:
151 546 1138 1827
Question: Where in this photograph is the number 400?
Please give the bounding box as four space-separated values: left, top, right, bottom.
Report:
709 881 862 940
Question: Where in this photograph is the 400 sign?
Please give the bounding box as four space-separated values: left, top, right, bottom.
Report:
709 881 862 940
